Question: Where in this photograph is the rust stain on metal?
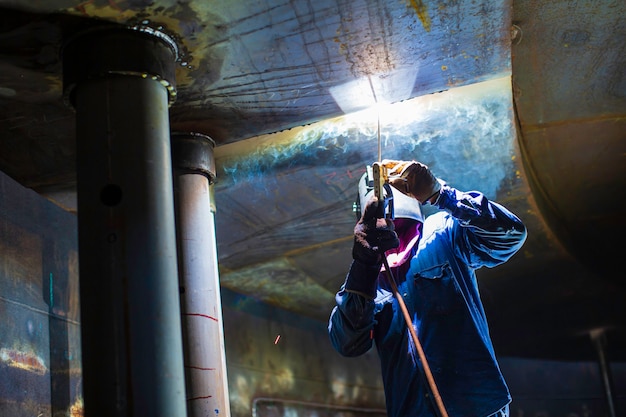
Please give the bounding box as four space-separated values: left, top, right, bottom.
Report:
0 347 47 375
407 0 431 32
69 397 84 417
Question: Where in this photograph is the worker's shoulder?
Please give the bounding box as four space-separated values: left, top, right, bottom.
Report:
421 210 451 238
423 209 449 226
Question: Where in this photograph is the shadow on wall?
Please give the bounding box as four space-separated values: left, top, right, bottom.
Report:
500 356 626 416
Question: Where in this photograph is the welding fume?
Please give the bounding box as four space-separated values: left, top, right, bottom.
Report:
328 159 527 417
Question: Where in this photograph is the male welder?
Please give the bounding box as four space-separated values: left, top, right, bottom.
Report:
328 160 527 417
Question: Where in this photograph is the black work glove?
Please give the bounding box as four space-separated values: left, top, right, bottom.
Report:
383 159 441 204
352 196 400 265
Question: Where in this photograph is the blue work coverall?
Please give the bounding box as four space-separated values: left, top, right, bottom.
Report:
328 184 527 417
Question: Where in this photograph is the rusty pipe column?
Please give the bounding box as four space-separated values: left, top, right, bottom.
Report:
63 26 187 417
172 132 231 416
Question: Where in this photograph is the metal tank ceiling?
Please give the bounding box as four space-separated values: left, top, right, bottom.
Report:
0 0 625 361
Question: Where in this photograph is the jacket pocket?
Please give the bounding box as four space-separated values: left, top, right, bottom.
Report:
412 263 463 316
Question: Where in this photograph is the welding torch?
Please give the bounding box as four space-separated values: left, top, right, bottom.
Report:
372 162 450 417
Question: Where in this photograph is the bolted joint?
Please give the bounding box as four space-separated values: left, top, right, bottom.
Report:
62 25 179 108
171 132 217 183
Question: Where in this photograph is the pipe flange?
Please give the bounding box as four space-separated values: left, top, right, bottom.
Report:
62 25 179 108
171 132 217 183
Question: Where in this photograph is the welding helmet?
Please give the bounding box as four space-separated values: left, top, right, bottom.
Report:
354 168 423 223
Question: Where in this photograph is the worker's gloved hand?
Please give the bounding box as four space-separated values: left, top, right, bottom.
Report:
382 159 441 204
353 196 400 265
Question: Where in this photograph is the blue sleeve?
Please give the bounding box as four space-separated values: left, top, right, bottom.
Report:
328 260 380 357
435 184 527 268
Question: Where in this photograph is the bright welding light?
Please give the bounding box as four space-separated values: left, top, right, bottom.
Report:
329 78 377 114
343 99 427 132
218 77 515 201
329 67 419 115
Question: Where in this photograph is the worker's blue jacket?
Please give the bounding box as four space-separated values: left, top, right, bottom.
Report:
328 184 527 417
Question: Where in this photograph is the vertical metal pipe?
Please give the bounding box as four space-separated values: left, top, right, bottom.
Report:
590 329 617 417
63 27 187 417
172 132 231 417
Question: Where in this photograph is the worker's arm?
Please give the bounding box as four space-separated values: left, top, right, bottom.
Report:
328 197 398 357
328 260 380 357
384 159 526 267
434 184 527 268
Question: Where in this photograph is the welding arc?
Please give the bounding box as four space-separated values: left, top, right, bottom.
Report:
367 75 383 163
381 255 450 417
377 113 381 162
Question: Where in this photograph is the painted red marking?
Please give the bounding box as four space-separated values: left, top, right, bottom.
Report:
185 365 216 371
108 0 123 11
187 394 213 401
322 167 366 185
75 0 95 15
323 172 337 185
184 313 218 322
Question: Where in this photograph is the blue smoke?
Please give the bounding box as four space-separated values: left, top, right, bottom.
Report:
217 78 515 199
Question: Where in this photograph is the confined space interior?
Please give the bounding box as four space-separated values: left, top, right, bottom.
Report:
0 0 625 361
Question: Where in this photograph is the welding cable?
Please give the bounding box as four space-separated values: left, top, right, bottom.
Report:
380 254 450 417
